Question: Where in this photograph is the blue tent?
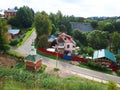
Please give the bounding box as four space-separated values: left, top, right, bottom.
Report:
93 49 116 62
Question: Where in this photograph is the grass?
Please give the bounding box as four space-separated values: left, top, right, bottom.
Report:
53 68 60 72
0 64 120 90
17 27 35 47
37 50 61 60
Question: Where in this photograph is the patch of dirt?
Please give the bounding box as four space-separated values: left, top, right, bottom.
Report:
0 54 17 68
45 64 76 78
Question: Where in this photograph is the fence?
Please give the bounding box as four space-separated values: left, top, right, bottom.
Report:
38 48 87 63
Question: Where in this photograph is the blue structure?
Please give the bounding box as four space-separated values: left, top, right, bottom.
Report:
62 55 72 60
118 49 120 54
48 35 56 42
93 49 116 62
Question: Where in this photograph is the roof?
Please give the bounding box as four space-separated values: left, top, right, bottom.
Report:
25 55 41 62
8 29 20 35
4 9 17 13
93 49 116 62
57 33 76 45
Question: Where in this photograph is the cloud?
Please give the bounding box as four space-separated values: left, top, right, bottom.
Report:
0 0 120 17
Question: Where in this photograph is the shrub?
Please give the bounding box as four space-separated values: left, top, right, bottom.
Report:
116 70 120 76
54 68 60 72
107 80 118 90
10 38 20 46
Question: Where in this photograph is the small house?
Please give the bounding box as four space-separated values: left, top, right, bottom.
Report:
4 9 17 19
24 42 42 71
8 29 21 39
93 49 116 67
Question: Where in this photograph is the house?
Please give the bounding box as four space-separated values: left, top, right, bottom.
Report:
52 33 76 55
93 49 116 67
4 9 17 19
24 42 42 71
8 29 20 38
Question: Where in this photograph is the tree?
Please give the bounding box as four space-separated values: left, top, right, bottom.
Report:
87 30 109 49
34 11 52 48
90 20 98 29
37 35 48 49
103 23 114 33
9 6 34 28
58 24 67 33
72 30 87 46
111 32 120 53
0 18 10 52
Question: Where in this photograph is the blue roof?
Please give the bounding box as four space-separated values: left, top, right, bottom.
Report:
8 29 20 34
93 49 116 62
50 35 56 39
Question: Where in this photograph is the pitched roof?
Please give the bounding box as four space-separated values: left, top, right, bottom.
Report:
4 9 17 13
25 55 41 62
93 49 116 62
8 29 20 34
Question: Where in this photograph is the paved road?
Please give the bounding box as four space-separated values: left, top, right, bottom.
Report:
12 30 120 85
40 55 120 85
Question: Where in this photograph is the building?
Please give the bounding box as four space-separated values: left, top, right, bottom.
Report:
8 29 21 39
4 9 17 19
53 33 76 55
24 42 42 71
93 49 116 67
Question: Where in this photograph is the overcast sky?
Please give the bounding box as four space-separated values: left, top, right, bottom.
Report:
0 0 120 17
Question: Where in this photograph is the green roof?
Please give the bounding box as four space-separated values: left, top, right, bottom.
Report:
93 49 116 62
25 55 38 62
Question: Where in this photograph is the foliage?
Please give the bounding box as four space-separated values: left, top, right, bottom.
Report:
72 30 87 46
54 68 60 72
36 34 48 49
107 80 118 90
34 11 52 48
90 20 98 29
10 38 20 46
111 32 120 54
116 70 120 76
0 18 10 53
87 30 109 49
8 6 34 28
116 54 120 63
17 27 34 46
103 23 114 33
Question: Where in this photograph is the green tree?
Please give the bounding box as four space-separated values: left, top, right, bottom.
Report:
90 20 98 29
111 32 120 53
9 6 34 28
87 30 109 49
0 18 10 52
103 23 114 33
58 24 67 33
34 11 52 48
37 35 48 49
72 30 87 46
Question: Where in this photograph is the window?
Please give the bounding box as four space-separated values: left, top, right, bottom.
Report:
67 45 70 48
73 45 75 48
64 38 66 40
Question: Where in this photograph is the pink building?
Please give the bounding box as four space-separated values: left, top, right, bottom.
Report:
54 33 76 55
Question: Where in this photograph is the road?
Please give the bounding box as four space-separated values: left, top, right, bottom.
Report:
12 30 120 85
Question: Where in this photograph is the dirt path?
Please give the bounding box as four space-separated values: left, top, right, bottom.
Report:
0 55 17 68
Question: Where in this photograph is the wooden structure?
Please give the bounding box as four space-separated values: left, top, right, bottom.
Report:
93 49 116 68
24 42 42 71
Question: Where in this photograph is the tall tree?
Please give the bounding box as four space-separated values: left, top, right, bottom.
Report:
0 18 10 52
87 30 109 49
72 30 87 46
111 32 120 53
34 11 52 48
8 6 34 28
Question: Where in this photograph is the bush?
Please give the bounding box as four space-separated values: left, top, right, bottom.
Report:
116 70 120 76
107 80 118 90
10 38 20 46
87 61 108 71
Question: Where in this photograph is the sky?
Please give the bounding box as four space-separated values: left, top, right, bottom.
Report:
0 0 120 17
